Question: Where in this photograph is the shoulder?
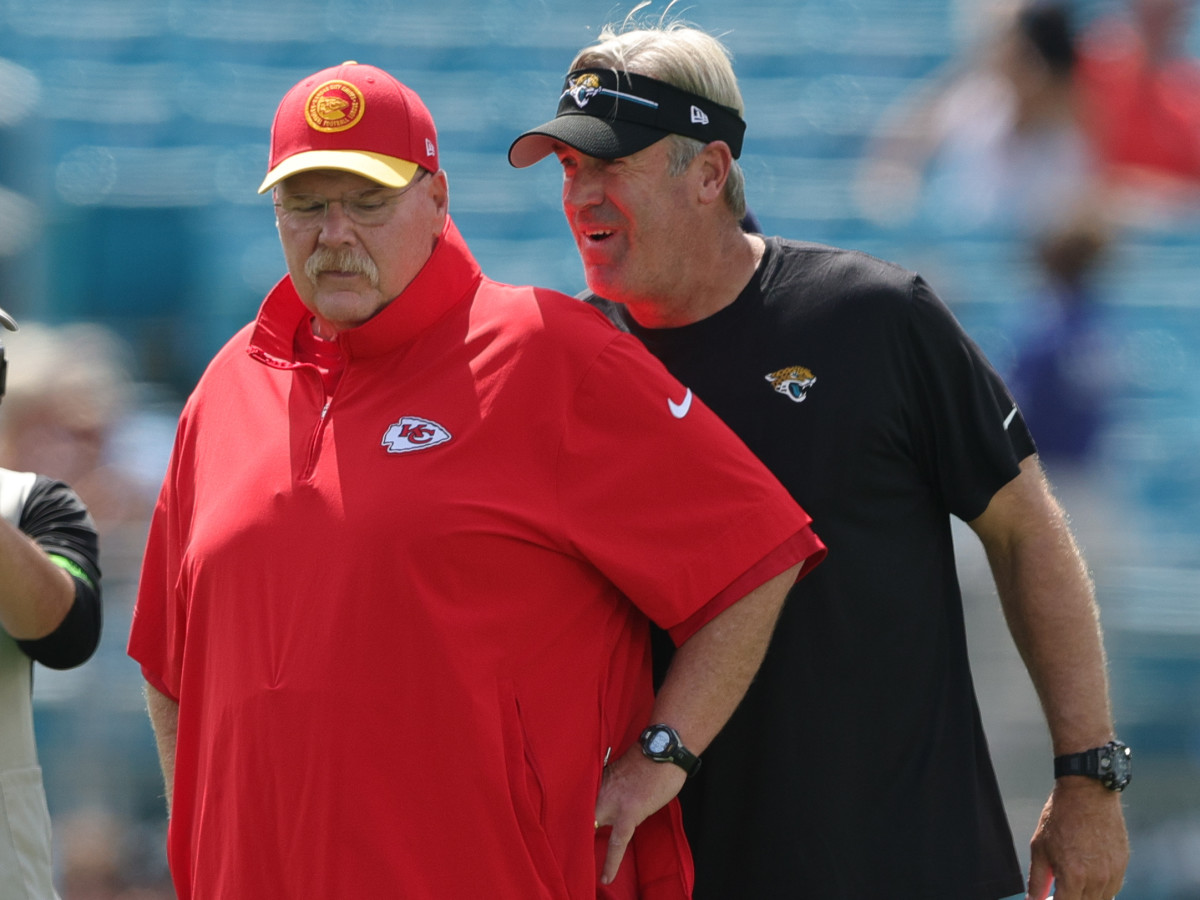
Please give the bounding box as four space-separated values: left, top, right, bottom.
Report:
480 278 613 322
760 237 930 327
23 473 90 517
0 470 94 539
466 280 679 406
471 278 623 354
19 475 98 549
766 237 917 293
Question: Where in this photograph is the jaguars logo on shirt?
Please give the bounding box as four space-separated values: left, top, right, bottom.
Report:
765 366 817 403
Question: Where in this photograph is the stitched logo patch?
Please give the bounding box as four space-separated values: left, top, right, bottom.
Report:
764 366 817 403
305 79 366 133
381 416 452 454
565 72 604 108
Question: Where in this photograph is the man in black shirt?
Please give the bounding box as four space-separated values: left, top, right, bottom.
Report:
509 20 1130 900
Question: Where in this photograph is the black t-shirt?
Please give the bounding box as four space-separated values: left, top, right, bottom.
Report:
587 237 1034 899
11 474 102 670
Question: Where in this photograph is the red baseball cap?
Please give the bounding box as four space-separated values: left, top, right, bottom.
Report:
258 61 439 193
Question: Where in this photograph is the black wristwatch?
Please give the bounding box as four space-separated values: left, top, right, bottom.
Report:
1054 740 1132 792
639 724 701 777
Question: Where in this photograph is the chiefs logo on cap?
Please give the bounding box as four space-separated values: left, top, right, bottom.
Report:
305 79 365 132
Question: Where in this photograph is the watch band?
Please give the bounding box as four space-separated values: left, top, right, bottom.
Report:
1054 751 1098 778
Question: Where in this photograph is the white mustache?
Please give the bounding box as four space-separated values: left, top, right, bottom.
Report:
305 247 380 287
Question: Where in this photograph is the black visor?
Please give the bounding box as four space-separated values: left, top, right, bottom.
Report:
508 68 746 167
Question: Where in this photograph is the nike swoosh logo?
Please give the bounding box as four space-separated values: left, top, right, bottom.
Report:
1003 404 1018 430
669 388 693 419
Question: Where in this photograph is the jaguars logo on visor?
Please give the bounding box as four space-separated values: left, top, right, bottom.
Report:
563 71 658 112
565 73 603 108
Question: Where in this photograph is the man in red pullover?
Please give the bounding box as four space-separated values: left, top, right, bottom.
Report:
128 61 824 900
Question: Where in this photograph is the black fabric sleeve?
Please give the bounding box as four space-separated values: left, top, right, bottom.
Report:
903 276 1038 521
14 475 103 670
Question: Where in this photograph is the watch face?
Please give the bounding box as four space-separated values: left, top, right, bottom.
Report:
640 724 701 776
647 729 672 755
1100 742 1133 790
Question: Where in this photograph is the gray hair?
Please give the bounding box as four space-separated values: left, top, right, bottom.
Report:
570 17 748 218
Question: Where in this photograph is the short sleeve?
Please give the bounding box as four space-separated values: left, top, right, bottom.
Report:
557 331 824 631
14 476 102 669
902 277 1037 521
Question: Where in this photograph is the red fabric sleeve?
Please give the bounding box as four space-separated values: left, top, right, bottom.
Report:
667 528 826 647
557 331 824 632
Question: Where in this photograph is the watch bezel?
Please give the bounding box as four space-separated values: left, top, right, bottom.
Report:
639 724 701 776
1096 740 1132 791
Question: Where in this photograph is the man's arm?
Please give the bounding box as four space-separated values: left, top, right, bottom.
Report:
145 681 180 816
5 475 102 669
0 514 76 641
594 561 801 885
968 455 1128 900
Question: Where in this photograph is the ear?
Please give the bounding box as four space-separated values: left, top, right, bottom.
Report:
695 141 734 207
427 169 450 231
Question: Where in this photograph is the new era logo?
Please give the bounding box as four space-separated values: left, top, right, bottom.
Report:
690 105 709 125
425 138 436 157
382 416 451 453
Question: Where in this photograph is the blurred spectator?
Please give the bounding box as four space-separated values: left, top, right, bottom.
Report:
1077 0 1200 220
857 0 1100 236
1008 213 1116 472
1006 211 1126 566
56 807 174 900
0 322 154 536
57 807 126 899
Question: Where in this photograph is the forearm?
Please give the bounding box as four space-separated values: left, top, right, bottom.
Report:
651 562 798 754
145 681 180 815
0 515 77 640
974 458 1115 754
594 562 799 884
979 459 1131 898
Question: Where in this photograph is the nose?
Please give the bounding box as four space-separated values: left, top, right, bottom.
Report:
562 163 604 213
317 199 357 243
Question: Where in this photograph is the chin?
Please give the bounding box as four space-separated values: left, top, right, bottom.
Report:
583 269 623 303
314 292 386 326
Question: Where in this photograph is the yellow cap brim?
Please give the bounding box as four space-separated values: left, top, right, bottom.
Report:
258 150 421 193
